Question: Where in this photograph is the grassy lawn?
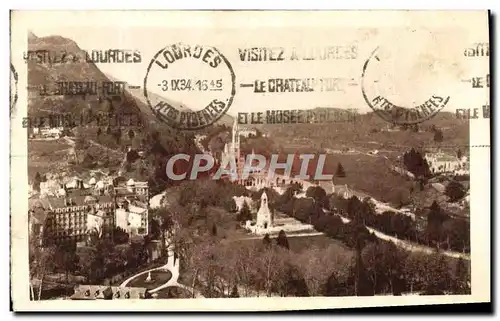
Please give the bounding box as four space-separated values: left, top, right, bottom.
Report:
240 234 353 254
153 286 193 299
28 139 72 180
321 153 413 204
28 139 70 155
127 270 172 290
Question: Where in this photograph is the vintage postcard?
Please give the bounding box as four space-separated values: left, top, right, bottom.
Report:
10 11 490 311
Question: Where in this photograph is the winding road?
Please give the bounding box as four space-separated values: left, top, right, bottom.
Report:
335 213 470 260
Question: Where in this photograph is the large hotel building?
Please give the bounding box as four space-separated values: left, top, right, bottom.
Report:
29 176 149 246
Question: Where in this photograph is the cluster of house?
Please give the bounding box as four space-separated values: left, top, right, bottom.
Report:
29 126 65 139
29 175 149 247
424 152 469 175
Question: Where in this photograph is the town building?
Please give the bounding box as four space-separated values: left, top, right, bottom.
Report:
424 152 469 175
114 179 149 236
30 126 64 139
29 175 149 246
238 127 258 138
41 189 115 245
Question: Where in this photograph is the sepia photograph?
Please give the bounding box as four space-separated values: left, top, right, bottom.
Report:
10 10 490 311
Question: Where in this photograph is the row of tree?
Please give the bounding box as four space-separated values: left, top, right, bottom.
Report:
181 231 470 298
330 194 470 253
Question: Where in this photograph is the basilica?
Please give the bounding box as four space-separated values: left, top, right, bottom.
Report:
219 119 275 190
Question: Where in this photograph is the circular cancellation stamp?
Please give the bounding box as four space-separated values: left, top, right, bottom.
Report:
143 43 236 130
361 46 450 125
10 63 18 115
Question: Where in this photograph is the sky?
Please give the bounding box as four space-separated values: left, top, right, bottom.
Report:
23 11 489 116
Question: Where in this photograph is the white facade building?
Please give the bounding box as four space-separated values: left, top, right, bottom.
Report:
425 152 469 175
245 192 274 235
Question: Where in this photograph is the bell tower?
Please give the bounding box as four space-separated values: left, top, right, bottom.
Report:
256 191 272 231
232 118 240 163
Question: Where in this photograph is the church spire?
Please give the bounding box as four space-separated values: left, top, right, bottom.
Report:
232 117 240 162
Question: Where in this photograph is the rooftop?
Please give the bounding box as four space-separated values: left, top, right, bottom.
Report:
46 193 114 209
71 285 148 300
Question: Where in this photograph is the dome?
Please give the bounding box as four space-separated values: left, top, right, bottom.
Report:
89 177 96 185
127 178 135 186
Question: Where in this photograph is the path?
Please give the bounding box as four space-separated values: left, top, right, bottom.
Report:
149 191 167 209
64 135 125 157
239 231 324 241
119 250 203 297
119 200 204 298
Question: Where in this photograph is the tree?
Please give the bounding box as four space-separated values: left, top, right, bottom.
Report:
262 234 272 247
224 198 237 213
211 223 218 237
29 235 56 300
276 230 290 250
229 284 240 298
237 201 252 222
113 226 129 244
403 252 427 293
114 127 122 144
421 254 452 295
149 219 162 240
433 129 444 142
128 129 135 140
33 172 42 192
258 246 289 296
427 201 448 247
335 163 346 177
297 245 353 297
403 148 431 178
361 241 406 295
445 180 466 202
452 258 470 294
232 243 261 296
306 186 327 207
54 243 79 283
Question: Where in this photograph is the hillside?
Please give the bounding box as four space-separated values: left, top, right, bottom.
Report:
106 73 235 129
27 32 200 194
259 109 469 153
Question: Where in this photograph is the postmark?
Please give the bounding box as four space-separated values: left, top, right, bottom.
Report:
10 63 18 115
361 46 450 125
143 43 236 130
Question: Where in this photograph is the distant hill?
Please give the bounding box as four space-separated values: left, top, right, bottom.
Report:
257 107 469 152
105 73 234 128
27 33 139 119
27 32 204 194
